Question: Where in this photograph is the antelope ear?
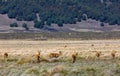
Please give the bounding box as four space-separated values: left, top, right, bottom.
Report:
73 51 76 53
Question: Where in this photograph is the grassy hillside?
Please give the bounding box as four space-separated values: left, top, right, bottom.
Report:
0 0 120 29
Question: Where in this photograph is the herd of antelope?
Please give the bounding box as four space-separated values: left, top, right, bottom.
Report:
1 45 118 63
2 50 118 63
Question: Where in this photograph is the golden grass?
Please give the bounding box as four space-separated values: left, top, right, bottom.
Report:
0 40 119 57
0 40 120 76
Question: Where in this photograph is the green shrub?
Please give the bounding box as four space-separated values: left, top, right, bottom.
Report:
10 22 18 27
22 23 29 30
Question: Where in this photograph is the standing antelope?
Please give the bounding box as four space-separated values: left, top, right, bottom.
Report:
34 51 40 63
95 51 101 58
111 50 117 59
72 51 78 63
4 52 8 60
64 45 67 48
91 44 94 46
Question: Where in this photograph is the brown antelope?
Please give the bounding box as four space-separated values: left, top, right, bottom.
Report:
64 45 67 48
34 51 40 63
91 44 94 46
111 50 117 59
95 51 101 58
4 52 8 60
72 51 78 63
49 51 62 58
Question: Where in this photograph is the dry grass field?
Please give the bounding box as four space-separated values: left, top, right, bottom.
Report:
0 40 120 76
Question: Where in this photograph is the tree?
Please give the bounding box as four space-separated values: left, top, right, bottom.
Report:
117 20 120 25
77 16 82 22
46 18 52 26
81 15 87 21
10 22 18 27
57 20 63 27
109 19 117 25
34 20 44 29
0 0 119 26
68 18 77 24
100 22 104 27
8 10 17 18
22 23 29 30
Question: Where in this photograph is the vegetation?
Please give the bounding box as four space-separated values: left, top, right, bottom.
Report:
0 0 120 29
0 40 120 76
0 31 120 40
22 23 29 30
100 22 104 27
34 20 44 29
10 22 18 27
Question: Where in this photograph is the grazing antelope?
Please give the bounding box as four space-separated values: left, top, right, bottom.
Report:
4 52 8 60
111 50 117 59
34 51 40 63
64 45 67 48
72 51 78 63
49 51 62 58
95 51 101 58
91 44 94 46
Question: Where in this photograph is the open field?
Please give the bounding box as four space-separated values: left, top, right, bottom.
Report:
0 40 120 76
0 32 120 40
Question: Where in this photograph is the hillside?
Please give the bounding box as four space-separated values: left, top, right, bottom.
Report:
0 0 120 32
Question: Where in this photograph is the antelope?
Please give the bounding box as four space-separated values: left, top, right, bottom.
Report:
95 51 101 58
72 51 78 63
111 50 117 59
49 51 62 58
64 45 67 48
33 51 40 63
91 44 94 46
4 52 8 60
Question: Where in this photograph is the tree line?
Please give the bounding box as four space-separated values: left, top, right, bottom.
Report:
0 0 120 29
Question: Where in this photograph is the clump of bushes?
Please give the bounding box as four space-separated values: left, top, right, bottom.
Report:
10 22 18 27
22 23 29 30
